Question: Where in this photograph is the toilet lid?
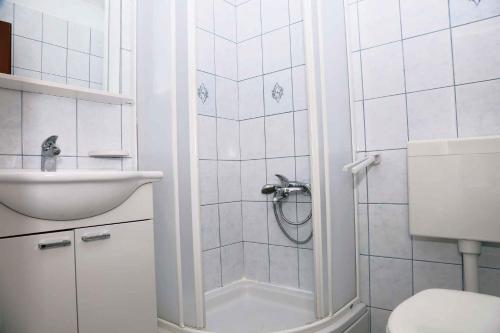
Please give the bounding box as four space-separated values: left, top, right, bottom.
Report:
387 289 500 333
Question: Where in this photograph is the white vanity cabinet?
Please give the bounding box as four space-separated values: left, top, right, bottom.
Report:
0 220 157 333
0 231 78 333
0 182 159 333
75 221 157 333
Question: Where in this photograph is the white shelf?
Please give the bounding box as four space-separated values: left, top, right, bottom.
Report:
0 73 134 105
88 150 130 158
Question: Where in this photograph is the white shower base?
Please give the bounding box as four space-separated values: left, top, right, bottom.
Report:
206 280 315 333
159 280 368 333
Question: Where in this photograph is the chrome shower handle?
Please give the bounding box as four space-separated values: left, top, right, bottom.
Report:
276 174 310 195
275 174 290 187
261 174 311 198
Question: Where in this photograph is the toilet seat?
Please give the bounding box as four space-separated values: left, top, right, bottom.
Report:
387 289 500 333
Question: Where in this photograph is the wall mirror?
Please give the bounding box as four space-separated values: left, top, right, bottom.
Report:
0 0 124 93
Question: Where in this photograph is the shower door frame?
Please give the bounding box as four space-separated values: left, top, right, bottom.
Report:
303 0 362 319
179 0 362 329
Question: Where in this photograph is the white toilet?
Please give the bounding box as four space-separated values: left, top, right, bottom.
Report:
387 289 500 333
388 137 500 332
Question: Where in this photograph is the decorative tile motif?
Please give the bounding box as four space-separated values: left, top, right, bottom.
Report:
272 82 284 103
470 0 481 5
198 83 209 104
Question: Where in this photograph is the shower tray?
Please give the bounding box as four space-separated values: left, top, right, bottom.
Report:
159 280 367 333
205 280 316 333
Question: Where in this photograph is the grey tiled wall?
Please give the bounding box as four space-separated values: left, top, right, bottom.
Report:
197 0 243 292
197 0 313 292
0 0 136 171
345 0 500 332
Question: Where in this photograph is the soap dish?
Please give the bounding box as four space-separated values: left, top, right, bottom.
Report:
88 150 130 158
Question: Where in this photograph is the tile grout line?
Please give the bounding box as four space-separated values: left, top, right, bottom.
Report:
396 0 414 295
257 0 272 285
120 104 124 170
235 19 305 45
202 240 245 253
354 0 372 310
119 0 123 94
233 0 246 281
215 56 224 286
286 0 301 289
66 21 69 85
40 14 44 77
76 99 79 169
447 0 460 139
11 3 16 79
350 13 500 54
20 90 23 168
447 0 464 289
209 0 224 289
239 63 306 83
89 22 92 90
197 69 239 83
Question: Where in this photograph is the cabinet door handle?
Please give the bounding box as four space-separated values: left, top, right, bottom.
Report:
82 231 111 242
38 239 72 250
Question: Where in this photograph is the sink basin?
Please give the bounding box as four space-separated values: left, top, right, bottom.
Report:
0 170 163 220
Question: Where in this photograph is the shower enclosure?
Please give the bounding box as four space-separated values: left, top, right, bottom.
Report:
138 0 368 332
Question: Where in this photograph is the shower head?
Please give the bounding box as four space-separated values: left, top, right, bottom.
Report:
261 184 278 194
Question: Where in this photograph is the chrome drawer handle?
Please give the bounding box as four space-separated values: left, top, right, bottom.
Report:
82 232 111 242
38 239 72 250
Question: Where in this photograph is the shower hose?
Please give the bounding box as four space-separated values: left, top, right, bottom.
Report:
271 184 313 245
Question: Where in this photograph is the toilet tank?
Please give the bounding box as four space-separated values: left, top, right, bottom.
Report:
408 136 500 243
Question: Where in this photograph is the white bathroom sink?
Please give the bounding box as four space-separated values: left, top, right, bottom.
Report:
0 170 163 220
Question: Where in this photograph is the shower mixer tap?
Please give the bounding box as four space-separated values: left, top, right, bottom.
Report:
261 175 313 245
261 174 311 202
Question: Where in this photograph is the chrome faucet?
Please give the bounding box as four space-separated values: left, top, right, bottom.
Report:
261 174 311 202
41 135 61 172
261 174 313 245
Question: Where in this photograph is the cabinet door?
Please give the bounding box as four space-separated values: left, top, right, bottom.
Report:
75 220 157 333
0 231 78 333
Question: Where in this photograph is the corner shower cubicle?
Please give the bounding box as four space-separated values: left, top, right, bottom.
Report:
138 0 368 332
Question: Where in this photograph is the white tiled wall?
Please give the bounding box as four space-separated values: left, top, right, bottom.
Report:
346 1 500 332
0 0 136 171
197 0 313 292
238 0 312 290
197 0 242 292
0 1 106 89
